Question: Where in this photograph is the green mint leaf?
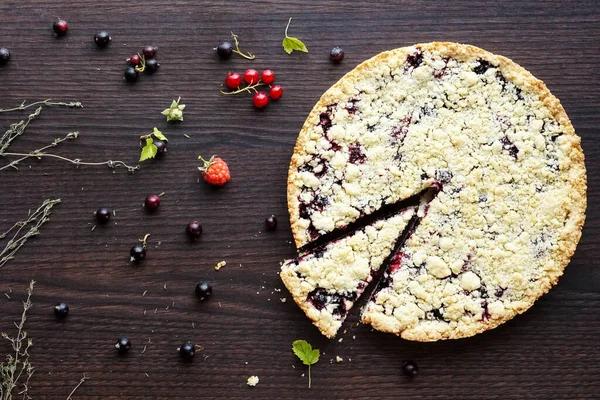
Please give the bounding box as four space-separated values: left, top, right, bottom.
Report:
139 138 158 162
152 127 168 142
282 37 307 54
292 340 320 366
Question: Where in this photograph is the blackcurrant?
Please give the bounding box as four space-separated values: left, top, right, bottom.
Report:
130 244 146 264
142 45 157 58
115 337 131 354
401 360 418 377
216 41 233 59
153 139 166 155
53 19 68 36
54 302 69 318
144 194 161 212
186 221 202 240
124 67 138 82
0 48 10 65
95 207 111 224
179 342 195 360
265 215 277 231
195 281 212 300
94 31 111 48
330 46 345 63
145 58 159 73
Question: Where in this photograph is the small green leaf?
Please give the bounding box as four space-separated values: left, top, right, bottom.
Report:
282 37 307 54
292 340 320 366
139 138 158 162
152 127 168 142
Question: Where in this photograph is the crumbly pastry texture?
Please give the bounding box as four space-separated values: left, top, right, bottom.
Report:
281 208 415 338
283 42 586 341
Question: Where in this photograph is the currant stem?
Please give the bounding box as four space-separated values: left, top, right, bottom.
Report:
140 233 151 248
134 54 146 73
308 364 311 389
285 17 293 38
230 32 255 60
219 82 266 95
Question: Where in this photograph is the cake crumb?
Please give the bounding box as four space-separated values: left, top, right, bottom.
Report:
336 356 343 363
215 261 227 271
338 338 343 343
280 297 287 303
247 376 259 387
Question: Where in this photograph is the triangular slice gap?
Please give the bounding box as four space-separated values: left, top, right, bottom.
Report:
281 187 438 338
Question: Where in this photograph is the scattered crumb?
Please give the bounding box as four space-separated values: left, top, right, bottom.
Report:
143 310 147 316
352 335 356 340
192 322 196 329
218 302 222 308
256 292 260 295
91 225 96 232
336 356 343 363
158 192 165 197
349 358 352 362
343 329 347 334
280 298 287 303
215 261 227 271
338 338 343 343
274 288 281 292
184 134 191 139
112 210 116 216
247 376 259 387
142 290 148 297
245 362 248 365
141 345 148 354
163 283 167 290
145 373 150 378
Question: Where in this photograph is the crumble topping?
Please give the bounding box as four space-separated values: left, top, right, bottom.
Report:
284 43 585 341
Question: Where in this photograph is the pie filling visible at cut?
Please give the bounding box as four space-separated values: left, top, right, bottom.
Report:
281 42 586 341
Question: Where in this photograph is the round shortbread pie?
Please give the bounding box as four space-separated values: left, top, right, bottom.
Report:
281 42 586 341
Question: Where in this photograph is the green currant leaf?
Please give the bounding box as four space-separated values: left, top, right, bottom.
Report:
292 340 320 366
282 37 307 54
139 138 158 162
152 127 168 142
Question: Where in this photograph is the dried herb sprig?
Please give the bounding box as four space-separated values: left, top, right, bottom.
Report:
0 199 61 269
0 132 139 173
0 280 35 400
0 100 138 173
66 374 88 400
0 99 82 113
0 107 43 155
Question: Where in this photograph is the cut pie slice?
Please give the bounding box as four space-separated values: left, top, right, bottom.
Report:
281 207 416 338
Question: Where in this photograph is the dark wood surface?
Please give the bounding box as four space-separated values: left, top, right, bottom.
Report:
0 1 599 398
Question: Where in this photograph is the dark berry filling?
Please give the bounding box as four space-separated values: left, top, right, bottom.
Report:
319 112 332 133
405 49 424 69
500 136 519 159
481 300 491 321
307 288 356 317
348 144 366 164
473 59 494 74
345 98 360 114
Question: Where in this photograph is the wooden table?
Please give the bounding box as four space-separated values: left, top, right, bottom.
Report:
1 1 598 398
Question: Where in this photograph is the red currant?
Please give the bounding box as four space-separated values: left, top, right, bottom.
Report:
269 85 283 100
225 72 242 89
129 54 141 66
244 69 259 85
252 92 269 108
261 69 275 84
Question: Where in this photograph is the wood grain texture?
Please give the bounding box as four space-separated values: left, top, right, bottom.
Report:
0 0 598 398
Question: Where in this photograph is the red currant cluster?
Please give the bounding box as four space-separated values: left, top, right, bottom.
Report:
221 68 283 109
124 45 160 83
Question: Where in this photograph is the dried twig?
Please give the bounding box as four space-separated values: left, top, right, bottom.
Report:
0 281 35 400
0 199 61 269
66 374 88 400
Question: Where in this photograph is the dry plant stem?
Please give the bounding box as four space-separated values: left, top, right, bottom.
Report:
0 107 42 155
219 82 265 95
0 99 82 114
66 374 88 400
0 132 139 173
0 280 35 400
0 199 61 269
230 32 255 60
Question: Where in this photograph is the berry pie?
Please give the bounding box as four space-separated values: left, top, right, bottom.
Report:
282 42 586 341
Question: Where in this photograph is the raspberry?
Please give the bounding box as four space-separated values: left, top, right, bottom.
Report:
198 156 231 186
